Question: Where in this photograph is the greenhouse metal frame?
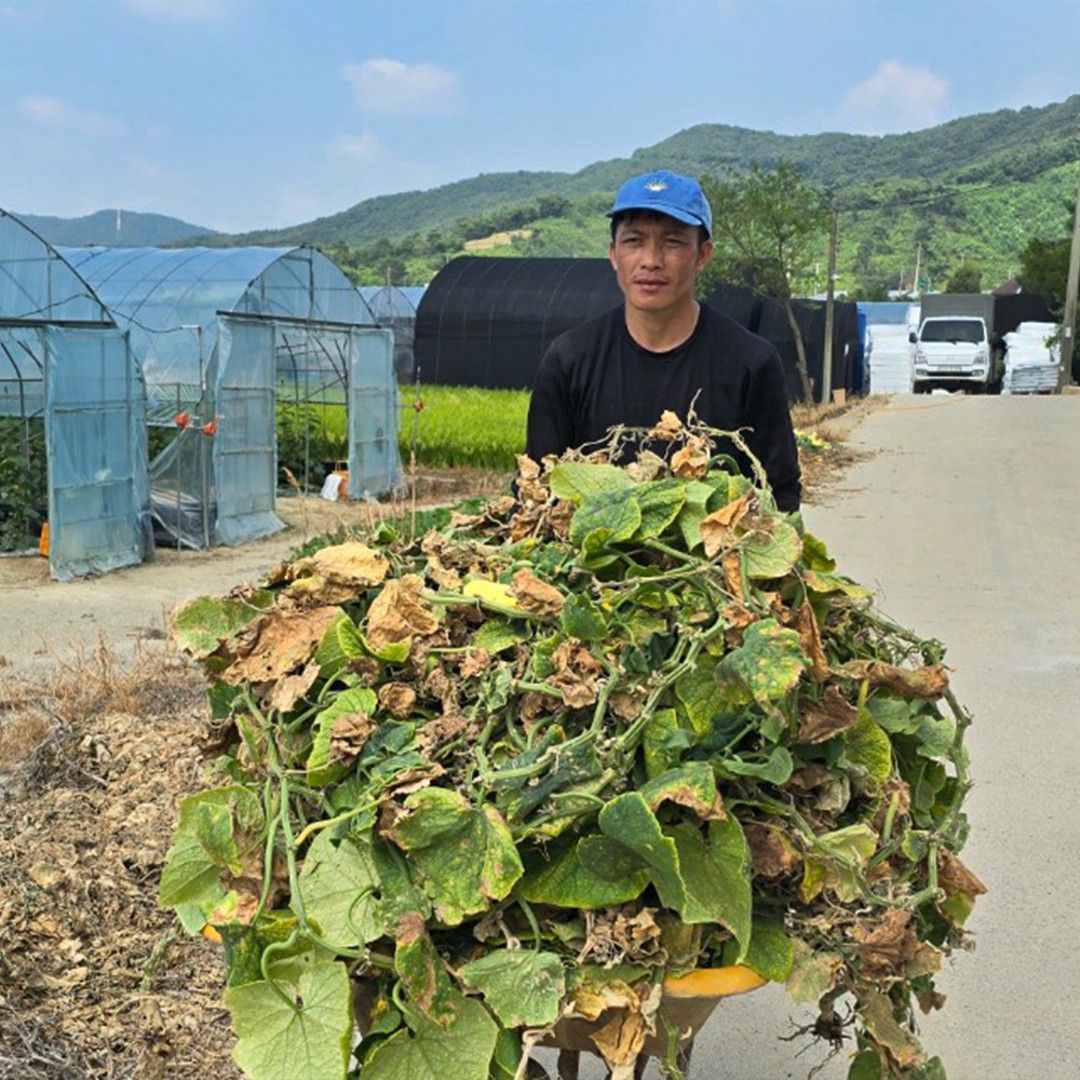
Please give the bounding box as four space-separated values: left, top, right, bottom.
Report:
0 209 150 579
61 244 401 549
360 284 426 381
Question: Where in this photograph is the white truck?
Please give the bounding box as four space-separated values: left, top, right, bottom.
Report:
909 314 1004 394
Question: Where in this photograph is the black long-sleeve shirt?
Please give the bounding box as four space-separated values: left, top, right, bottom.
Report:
525 304 801 511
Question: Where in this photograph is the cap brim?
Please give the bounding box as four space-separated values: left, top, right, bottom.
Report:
607 201 709 235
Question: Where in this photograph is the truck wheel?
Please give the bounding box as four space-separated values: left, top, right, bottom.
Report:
913 383 929 394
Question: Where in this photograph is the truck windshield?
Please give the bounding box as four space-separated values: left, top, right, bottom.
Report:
920 320 985 344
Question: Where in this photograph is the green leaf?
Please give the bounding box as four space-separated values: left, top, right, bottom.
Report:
843 712 893 790
576 835 648 883
568 490 642 550
364 992 498 1080
785 939 843 1005
674 659 720 735
642 708 687 779
471 619 531 655
665 818 752 952
307 687 377 787
716 619 807 704
362 633 413 663
675 480 714 550
314 610 365 679
159 786 261 908
717 746 794 785
632 479 686 539
296 829 382 948
225 959 352 1080
802 533 836 573
457 949 566 1028
489 1028 523 1080
519 833 649 909
848 1049 882 1080
394 913 455 1025
639 762 719 818
721 917 793 982
372 836 431 928
804 823 878 902
171 593 273 659
548 462 634 504
743 515 801 579
914 712 956 761
389 790 523 926
598 792 686 912
804 570 873 599
866 695 922 734
559 592 607 641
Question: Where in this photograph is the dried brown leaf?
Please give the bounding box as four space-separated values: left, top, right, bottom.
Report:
550 639 603 709
797 687 858 744
670 434 710 480
851 910 919 980
937 849 987 900
269 661 320 714
510 568 564 617
792 600 829 681
365 574 440 654
329 713 376 761
840 660 950 700
745 822 801 878
699 493 752 559
377 681 417 718
223 606 341 686
649 410 683 442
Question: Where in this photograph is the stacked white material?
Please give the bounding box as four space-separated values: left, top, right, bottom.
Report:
1002 322 1060 394
868 324 914 393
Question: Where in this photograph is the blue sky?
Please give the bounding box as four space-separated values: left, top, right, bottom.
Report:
2 0 1080 232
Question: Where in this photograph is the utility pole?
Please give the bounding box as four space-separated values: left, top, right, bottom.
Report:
822 203 838 403
1058 144 1080 390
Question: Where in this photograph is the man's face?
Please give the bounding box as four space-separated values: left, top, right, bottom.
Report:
609 212 713 315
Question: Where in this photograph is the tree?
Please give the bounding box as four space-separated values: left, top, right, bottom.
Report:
944 259 982 293
1019 236 1069 307
701 163 830 401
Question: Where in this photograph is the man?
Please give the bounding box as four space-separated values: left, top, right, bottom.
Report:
525 169 801 511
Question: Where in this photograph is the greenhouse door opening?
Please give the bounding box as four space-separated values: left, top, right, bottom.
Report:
44 326 150 578
215 317 283 545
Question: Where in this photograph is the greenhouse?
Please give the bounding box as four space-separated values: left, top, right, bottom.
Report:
0 209 151 579
60 244 401 549
359 284 426 381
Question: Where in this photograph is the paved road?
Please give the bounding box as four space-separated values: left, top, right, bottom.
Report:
548 394 1080 1079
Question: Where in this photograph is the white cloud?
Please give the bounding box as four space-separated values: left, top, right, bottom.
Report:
121 0 228 20
327 132 381 162
18 95 125 137
837 60 949 134
344 58 460 116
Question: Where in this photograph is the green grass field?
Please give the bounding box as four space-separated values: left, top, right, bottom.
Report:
275 384 530 481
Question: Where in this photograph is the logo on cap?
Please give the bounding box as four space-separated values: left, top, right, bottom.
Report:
645 180 668 192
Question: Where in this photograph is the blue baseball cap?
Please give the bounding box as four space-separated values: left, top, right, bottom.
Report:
608 170 712 237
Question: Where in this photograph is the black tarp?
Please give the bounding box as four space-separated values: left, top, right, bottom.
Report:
705 283 861 402
416 256 861 401
415 257 621 390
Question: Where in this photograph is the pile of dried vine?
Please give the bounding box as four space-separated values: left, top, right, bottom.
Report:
162 414 982 1080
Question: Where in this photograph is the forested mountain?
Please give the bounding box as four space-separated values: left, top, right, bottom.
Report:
16 209 215 246
201 96 1080 261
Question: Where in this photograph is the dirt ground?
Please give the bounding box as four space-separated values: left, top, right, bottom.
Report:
0 411 874 1080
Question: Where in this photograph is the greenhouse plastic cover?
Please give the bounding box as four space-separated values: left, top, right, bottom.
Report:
59 245 378 394
43 325 151 579
1 211 110 322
